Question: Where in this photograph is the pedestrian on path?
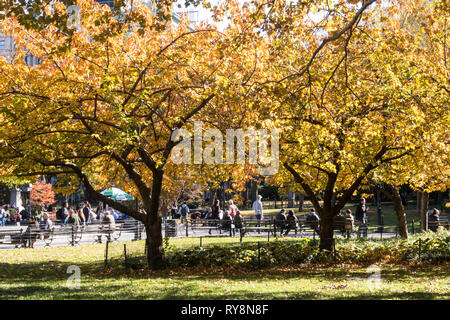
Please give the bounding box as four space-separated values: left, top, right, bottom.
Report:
252 195 263 233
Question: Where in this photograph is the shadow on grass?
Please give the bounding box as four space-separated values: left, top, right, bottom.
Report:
0 280 448 300
0 258 448 300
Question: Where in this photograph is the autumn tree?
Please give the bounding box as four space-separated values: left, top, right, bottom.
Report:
30 178 56 209
258 0 448 250
367 0 449 237
0 0 265 268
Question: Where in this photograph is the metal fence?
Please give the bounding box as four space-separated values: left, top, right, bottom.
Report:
1 215 448 250
0 219 146 249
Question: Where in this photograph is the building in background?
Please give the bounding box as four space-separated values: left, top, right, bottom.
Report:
0 32 15 62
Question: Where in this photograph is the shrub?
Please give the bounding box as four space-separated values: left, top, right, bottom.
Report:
165 229 450 268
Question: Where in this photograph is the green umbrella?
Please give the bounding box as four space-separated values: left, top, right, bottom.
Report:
100 187 134 200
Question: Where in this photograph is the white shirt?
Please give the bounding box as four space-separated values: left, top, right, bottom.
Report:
44 219 53 230
252 200 263 216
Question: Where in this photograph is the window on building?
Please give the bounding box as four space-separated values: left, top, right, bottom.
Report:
96 0 114 7
0 40 5 50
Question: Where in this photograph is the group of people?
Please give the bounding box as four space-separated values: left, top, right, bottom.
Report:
162 196 266 237
54 201 124 228
4 201 119 248
287 198 369 238
0 204 32 225
275 209 299 236
164 195 373 239
164 195 266 222
56 201 97 226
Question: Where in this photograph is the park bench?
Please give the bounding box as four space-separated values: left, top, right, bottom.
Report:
85 222 122 243
295 215 320 236
333 216 347 236
186 218 223 236
120 219 145 240
38 226 55 247
53 225 84 246
428 216 450 231
241 218 275 237
0 226 24 247
283 215 367 238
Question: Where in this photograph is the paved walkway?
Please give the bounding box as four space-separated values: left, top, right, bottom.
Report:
0 221 398 250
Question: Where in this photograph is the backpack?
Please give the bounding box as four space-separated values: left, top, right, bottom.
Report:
56 208 63 220
180 205 189 216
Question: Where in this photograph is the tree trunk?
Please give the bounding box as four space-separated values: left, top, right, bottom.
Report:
420 192 429 232
250 180 258 204
417 191 422 215
145 170 166 270
437 191 443 209
288 189 295 208
390 185 408 239
331 192 337 207
319 209 334 251
209 189 217 207
298 193 304 212
145 218 165 269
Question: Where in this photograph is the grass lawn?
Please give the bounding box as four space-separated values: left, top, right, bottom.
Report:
0 237 449 300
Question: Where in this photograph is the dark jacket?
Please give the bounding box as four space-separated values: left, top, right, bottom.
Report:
276 212 287 226
286 214 298 227
211 204 220 220
355 204 367 221
83 206 90 222
428 213 440 232
234 215 244 228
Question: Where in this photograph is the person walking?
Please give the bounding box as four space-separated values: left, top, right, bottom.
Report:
0 205 5 226
355 198 369 237
211 200 220 219
345 209 354 239
170 202 178 219
178 202 190 224
208 200 221 235
227 200 238 218
82 201 91 225
62 202 69 225
160 200 168 222
252 195 263 233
